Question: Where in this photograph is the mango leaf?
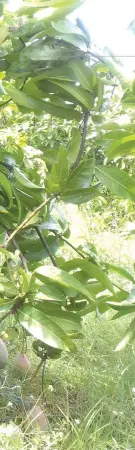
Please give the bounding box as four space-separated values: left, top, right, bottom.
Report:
95 166 135 201
0 298 14 313
62 258 114 293
51 80 94 110
33 65 75 82
100 131 130 141
32 302 81 333
59 34 87 51
86 282 105 295
35 265 95 303
0 275 18 297
6 87 81 121
69 59 96 91
122 96 135 108
0 227 6 245
61 187 102 205
18 305 76 351
0 26 8 45
47 146 69 193
105 263 135 284
0 172 13 208
106 135 135 160
51 19 85 36
96 78 104 110
115 317 135 351
66 159 94 190
14 166 44 190
68 128 81 166
107 301 135 318
100 57 130 89
80 290 129 317
17 235 60 262
50 0 84 6
29 284 66 305
22 43 70 61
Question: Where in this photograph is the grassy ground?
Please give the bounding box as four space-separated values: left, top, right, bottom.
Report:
1 205 135 449
1 314 135 449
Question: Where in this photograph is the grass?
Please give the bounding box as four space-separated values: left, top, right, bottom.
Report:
1 313 135 449
1 205 135 449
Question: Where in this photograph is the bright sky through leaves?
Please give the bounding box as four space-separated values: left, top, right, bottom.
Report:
7 0 135 73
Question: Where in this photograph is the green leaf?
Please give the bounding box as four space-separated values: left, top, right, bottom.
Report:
61 187 102 205
96 78 104 110
115 317 135 351
0 298 14 313
0 82 5 96
105 263 135 284
14 166 44 190
17 235 60 262
100 131 131 141
86 282 105 295
66 159 94 190
62 258 114 294
0 275 18 298
80 290 128 317
69 59 96 91
32 302 81 333
18 305 76 351
59 34 87 51
0 26 8 45
35 265 95 303
132 79 135 95
95 165 135 201
49 0 84 6
122 96 135 108
30 284 66 305
0 172 13 209
68 128 81 166
6 87 81 121
99 57 130 89
21 43 66 61
51 80 94 110
48 146 69 193
107 301 135 317
33 65 75 82
51 19 85 36
106 135 135 160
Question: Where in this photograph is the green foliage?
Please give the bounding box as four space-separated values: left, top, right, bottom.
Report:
0 0 135 360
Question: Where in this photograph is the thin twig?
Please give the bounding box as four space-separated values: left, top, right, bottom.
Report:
52 231 85 259
88 50 106 65
0 161 13 171
71 111 90 170
41 360 46 402
9 236 28 272
0 296 25 324
2 196 54 248
0 309 13 324
35 226 57 267
0 76 28 109
0 98 11 108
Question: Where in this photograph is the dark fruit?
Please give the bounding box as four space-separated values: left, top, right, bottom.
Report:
0 339 8 369
14 352 31 372
28 405 48 431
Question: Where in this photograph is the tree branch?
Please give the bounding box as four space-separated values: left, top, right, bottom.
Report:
71 111 90 170
2 196 54 248
0 76 28 109
0 296 25 324
0 161 13 171
35 226 57 267
10 237 28 272
52 231 85 259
